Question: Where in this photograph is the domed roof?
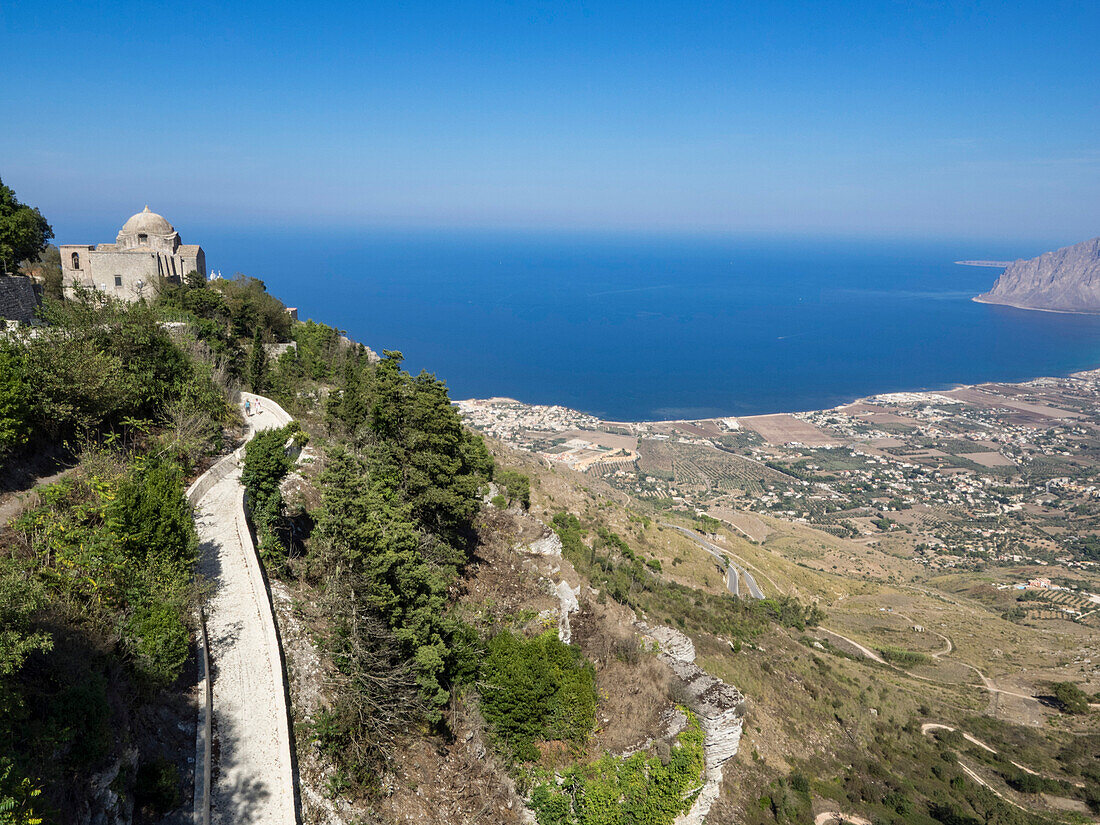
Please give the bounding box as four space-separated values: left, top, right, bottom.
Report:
120 206 175 236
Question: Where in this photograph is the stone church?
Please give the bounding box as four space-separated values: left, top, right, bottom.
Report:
60 207 206 301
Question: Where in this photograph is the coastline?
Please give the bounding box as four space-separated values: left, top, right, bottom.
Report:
971 295 1100 316
460 362 1100 431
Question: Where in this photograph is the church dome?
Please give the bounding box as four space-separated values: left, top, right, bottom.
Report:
120 206 174 236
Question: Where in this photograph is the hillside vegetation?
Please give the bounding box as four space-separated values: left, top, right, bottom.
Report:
1 182 1096 825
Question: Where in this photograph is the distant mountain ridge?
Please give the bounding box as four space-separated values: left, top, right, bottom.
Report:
977 236 1100 313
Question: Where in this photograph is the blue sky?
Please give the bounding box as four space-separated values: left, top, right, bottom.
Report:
1 0 1097 243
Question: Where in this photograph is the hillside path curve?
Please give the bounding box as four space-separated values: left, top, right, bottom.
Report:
191 393 296 825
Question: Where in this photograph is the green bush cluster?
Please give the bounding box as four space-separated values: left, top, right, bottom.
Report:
877 646 931 668
756 774 812 824
159 273 293 342
527 710 706 825
13 459 197 688
241 424 299 565
1 295 231 456
479 630 596 761
496 468 531 509
1049 681 1090 714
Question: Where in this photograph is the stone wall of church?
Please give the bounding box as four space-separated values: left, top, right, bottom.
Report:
182 249 206 281
61 250 205 301
82 250 164 301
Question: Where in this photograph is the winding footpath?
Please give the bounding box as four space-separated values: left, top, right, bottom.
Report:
190 393 297 825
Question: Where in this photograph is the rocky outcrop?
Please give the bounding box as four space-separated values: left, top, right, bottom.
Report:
517 530 563 557
977 236 1100 312
638 623 697 664
636 623 745 825
554 580 580 643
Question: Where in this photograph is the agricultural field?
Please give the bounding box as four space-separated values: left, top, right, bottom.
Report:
466 373 1100 825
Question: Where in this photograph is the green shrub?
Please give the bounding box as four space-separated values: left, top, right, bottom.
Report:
1005 771 1061 795
0 758 43 825
1049 681 1090 715
0 562 52 683
242 424 296 558
497 469 531 510
480 630 596 761
107 460 197 597
877 646 930 667
0 346 32 455
127 603 190 688
479 633 594 761
527 710 706 825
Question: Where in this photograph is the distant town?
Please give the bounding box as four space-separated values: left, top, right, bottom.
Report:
459 371 1100 626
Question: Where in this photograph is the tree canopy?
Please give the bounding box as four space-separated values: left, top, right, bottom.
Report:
0 179 52 276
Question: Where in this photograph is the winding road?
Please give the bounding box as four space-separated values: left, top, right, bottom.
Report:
664 523 765 599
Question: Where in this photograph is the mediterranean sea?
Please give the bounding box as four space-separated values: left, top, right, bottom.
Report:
195 228 1100 422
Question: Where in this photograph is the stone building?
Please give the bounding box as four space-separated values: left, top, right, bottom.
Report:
60 207 206 301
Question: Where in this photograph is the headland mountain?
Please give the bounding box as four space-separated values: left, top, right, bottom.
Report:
976 235 1100 313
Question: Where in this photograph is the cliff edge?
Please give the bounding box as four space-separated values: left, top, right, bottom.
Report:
977 236 1100 312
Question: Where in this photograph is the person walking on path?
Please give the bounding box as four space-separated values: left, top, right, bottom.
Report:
244 399 251 417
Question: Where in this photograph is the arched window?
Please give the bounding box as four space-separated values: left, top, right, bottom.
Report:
71 252 80 269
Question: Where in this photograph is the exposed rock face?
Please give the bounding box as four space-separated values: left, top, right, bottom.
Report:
555 580 580 643
636 623 745 825
977 236 1100 312
516 529 563 557
638 623 697 664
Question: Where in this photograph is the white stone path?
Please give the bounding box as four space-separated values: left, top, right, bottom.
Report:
192 393 296 825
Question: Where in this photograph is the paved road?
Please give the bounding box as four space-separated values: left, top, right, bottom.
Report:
194 394 296 825
664 523 765 599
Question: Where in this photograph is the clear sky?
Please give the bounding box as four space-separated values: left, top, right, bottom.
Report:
1 0 1097 243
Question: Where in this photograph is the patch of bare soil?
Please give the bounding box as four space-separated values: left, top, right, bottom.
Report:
376 698 526 825
460 507 560 622
570 600 674 754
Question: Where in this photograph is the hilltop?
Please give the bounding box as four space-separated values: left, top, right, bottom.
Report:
976 237 1100 313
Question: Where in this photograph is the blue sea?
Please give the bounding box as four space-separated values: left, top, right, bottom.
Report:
193 229 1100 421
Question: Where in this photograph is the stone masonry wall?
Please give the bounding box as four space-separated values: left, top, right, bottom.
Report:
0 276 39 323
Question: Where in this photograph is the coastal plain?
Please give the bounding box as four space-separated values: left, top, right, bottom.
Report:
459 371 1100 747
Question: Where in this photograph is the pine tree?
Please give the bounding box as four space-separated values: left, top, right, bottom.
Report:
248 330 267 393
341 357 365 436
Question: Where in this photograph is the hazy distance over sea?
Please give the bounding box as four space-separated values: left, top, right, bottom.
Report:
198 229 1100 422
